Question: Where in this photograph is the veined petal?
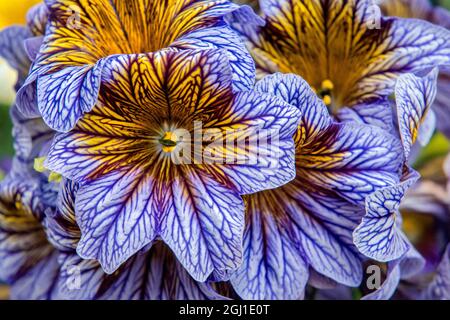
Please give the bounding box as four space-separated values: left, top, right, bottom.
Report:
230 192 309 300
9 251 61 300
361 261 401 300
255 73 403 202
297 122 404 205
44 179 80 251
378 0 432 20
10 105 54 165
285 187 364 286
160 169 244 282
45 49 234 181
422 244 450 299
396 68 439 159
45 180 226 300
353 168 420 262
237 182 365 296
101 49 233 124
0 174 60 299
0 177 49 283
26 3 49 37
74 166 159 274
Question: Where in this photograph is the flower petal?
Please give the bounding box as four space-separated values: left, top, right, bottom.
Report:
173 25 256 91
353 168 420 262
205 89 300 195
45 48 234 181
297 122 404 205
10 105 54 165
37 59 107 132
44 179 80 252
9 251 61 300
160 169 244 281
396 68 439 158
422 244 450 299
255 73 331 144
22 0 247 129
230 192 309 300
0 173 60 299
255 74 404 204
286 188 364 286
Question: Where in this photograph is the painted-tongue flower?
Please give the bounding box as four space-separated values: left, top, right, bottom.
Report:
228 73 404 299
233 0 450 126
17 0 259 131
43 48 301 280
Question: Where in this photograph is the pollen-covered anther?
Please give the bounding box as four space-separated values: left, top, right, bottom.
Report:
160 131 178 153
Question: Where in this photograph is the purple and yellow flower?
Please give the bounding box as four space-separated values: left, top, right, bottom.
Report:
17 0 259 131
227 73 404 299
234 0 450 126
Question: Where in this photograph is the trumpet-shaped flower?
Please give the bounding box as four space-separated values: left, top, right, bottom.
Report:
44 48 300 280
228 73 404 299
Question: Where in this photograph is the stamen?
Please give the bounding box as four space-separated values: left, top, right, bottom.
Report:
48 171 62 183
160 131 178 153
34 157 47 173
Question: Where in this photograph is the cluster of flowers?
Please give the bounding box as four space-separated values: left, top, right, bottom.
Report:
0 0 449 300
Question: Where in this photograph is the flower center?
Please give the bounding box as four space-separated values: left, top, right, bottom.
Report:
159 131 178 153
